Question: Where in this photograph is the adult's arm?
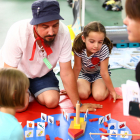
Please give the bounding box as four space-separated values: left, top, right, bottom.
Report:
59 60 103 112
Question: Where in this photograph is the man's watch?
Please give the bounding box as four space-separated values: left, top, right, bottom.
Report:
74 103 83 110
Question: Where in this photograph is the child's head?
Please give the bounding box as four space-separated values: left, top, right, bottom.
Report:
123 0 140 43
72 21 113 54
0 68 29 108
125 0 140 20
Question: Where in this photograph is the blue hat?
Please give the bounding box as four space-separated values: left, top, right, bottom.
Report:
30 0 64 25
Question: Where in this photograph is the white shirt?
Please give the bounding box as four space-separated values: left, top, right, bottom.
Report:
2 19 72 78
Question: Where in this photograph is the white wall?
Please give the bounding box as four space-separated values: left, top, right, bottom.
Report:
122 0 126 20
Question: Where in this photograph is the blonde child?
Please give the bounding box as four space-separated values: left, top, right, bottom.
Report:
72 21 122 102
0 68 29 140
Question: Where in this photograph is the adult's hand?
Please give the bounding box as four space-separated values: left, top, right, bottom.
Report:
80 103 103 112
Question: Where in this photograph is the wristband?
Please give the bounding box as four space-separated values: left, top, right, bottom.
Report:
74 103 83 110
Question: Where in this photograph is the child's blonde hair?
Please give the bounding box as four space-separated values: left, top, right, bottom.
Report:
72 21 113 54
0 68 29 107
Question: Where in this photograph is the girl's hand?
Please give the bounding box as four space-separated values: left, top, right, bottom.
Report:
80 103 103 112
137 118 140 123
110 91 122 103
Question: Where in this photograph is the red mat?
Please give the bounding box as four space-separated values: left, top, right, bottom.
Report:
16 87 140 140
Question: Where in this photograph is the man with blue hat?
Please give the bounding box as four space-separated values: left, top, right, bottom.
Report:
2 0 102 112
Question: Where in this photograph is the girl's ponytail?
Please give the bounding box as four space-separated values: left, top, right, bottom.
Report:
104 36 113 54
72 32 86 53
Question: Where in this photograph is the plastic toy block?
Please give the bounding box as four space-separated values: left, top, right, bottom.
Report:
69 120 86 140
68 128 83 138
104 122 108 127
116 43 128 48
55 137 63 140
45 135 50 140
56 120 60 126
35 123 37 127
70 115 75 119
69 121 87 131
74 123 80 129
99 128 107 133
45 122 48 127
129 43 139 48
69 132 84 140
89 118 98 122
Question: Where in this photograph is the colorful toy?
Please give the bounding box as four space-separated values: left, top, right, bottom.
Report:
104 122 108 127
68 101 86 139
45 134 50 140
56 120 60 126
89 118 98 122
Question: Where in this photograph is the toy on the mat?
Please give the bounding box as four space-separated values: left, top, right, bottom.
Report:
101 135 108 140
70 115 75 119
118 122 126 129
41 112 47 121
89 131 140 137
45 122 48 127
56 120 60 126
84 109 88 121
27 121 34 128
66 112 69 121
63 109 69 121
89 118 98 122
62 109 65 116
55 136 63 140
99 128 107 133
99 113 111 124
35 123 37 127
99 116 104 124
120 131 129 138
25 130 33 138
36 129 45 137
99 128 109 138
45 134 50 140
48 115 54 124
37 122 45 129
110 130 118 137
68 100 87 139
108 123 116 130
105 113 111 121
104 122 108 127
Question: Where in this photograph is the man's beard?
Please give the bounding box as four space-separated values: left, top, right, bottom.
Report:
43 35 56 46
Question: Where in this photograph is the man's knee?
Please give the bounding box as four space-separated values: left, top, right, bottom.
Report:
37 91 60 108
44 95 59 108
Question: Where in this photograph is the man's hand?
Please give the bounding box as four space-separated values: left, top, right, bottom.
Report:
110 91 122 103
80 103 103 112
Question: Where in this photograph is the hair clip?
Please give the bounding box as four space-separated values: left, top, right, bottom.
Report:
37 7 40 15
